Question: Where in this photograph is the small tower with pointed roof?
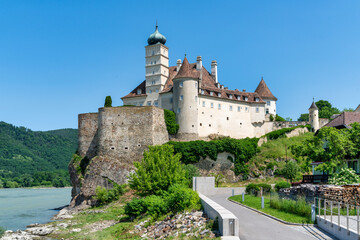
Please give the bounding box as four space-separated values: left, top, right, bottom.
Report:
309 99 319 131
172 57 199 140
255 77 277 117
145 23 169 106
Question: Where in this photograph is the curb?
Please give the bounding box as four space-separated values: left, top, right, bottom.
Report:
227 198 315 226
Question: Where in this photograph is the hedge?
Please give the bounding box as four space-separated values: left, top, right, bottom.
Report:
264 125 311 140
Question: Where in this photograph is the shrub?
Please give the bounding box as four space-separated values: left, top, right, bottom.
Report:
211 173 225 187
245 183 260 195
166 184 201 213
125 198 147 217
275 181 291 191
265 125 307 140
329 168 360 185
183 164 199 187
257 183 271 193
283 161 300 183
129 145 187 196
269 114 274 121
144 195 168 218
266 162 276 171
275 114 286 121
0 226 4 238
104 96 112 107
164 109 179 135
93 184 124 206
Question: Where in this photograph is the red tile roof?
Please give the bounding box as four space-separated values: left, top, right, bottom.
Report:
122 58 272 104
324 112 360 128
255 79 277 101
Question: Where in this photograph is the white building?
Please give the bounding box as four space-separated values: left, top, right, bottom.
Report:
122 25 278 140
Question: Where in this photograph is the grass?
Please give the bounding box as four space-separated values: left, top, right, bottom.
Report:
219 177 287 188
229 194 313 224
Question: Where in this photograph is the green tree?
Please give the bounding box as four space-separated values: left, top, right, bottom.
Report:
298 113 309 121
275 115 286 121
183 164 199 187
329 168 360 185
129 145 187 196
283 161 300 183
0 179 3 188
315 100 332 111
211 172 225 187
104 96 112 107
163 109 179 135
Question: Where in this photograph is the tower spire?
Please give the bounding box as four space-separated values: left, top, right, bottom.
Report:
156 19 158 30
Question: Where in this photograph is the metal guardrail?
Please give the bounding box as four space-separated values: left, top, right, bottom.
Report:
314 197 360 236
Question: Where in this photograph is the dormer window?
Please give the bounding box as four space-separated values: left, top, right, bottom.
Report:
216 83 220 88
217 93 221 97
201 89 204 94
244 96 248 101
237 96 241 100
229 94 233 99
210 91 213 96
255 97 259 102
137 89 142 95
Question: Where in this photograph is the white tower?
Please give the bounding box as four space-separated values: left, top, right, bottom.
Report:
172 57 199 140
145 24 169 105
309 100 319 132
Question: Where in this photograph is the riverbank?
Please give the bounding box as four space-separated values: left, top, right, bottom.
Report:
1 191 219 240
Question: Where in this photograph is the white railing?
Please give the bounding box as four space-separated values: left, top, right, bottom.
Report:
314 197 360 236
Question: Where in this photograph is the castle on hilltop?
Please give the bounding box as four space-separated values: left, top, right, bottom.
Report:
121 24 280 139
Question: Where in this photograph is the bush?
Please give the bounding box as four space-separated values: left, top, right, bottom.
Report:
246 183 260 195
183 164 199 187
129 145 187 196
269 115 274 121
144 195 168 218
257 183 271 193
329 168 360 185
165 184 201 213
0 226 4 238
275 115 286 121
283 161 300 183
94 184 124 206
265 125 307 140
164 109 179 135
125 198 147 217
104 96 112 107
275 181 291 191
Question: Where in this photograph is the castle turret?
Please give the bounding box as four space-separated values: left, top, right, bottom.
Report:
309 100 319 132
145 23 169 106
172 57 199 140
255 77 277 117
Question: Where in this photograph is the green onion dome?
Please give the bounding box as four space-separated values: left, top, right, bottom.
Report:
147 24 166 45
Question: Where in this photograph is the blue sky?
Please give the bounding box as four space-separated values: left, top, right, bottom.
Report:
1 0 359 131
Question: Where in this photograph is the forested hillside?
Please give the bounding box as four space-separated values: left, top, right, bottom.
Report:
0 121 77 188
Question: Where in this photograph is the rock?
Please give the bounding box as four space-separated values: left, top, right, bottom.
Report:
26 226 54 236
71 228 81 233
57 223 69 228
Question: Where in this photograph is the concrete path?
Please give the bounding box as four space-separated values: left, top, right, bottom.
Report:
209 194 337 240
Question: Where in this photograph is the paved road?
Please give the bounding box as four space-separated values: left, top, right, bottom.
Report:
209 194 337 240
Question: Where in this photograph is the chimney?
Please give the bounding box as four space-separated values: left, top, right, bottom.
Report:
176 59 182 72
235 88 239 91
211 60 218 83
242 89 246 92
196 56 202 70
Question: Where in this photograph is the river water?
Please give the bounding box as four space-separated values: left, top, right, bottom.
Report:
0 188 72 231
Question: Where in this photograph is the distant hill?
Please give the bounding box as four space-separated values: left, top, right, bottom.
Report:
0 121 78 187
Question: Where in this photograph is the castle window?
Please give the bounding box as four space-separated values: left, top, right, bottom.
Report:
149 89 152 93
229 94 233 99
180 82 183 88
255 97 259 102
201 89 204 94
200 123 202 126
180 95 183 101
137 89 142 94
256 107 259 113
218 104 221 110
154 101 158 107
227 117 229 120
267 101 270 106
240 122 242 125
266 108 269 114
230 105 233 111
147 101 151 106
152 51 154 55
154 60 157 64
155 89 159 93
150 61 153 64
152 71 155 74
237 106 240 112
177 108 181 113
195 96 198 101
195 82 198 88
217 93 221 97
202 101 205 107
192 125 194 127
211 102 214 108
151 80 155 85
209 124 211 127
139 103 143 106
245 107 248 112
124 147 128 150
237 96 241 100
210 91 213 96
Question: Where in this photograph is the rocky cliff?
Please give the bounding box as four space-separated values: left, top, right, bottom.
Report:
69 106 169 207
